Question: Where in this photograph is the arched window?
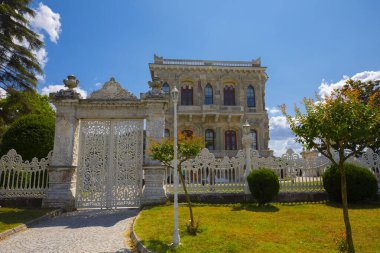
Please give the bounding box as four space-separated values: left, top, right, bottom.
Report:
250 129 258 150
182 130 193 138
164 129 170 138
204 84 213 105
224 85 235 105
205 129 215 150
162 82 170 93
225 130 237 150
181 85 193 105
247 85 255 107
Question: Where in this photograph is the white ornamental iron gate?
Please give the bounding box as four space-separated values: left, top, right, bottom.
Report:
76 120 144 208
76 119 144 208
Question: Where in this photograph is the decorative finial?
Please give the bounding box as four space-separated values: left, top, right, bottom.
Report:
110 77 116 82
148 76 162 90
63 75 79 90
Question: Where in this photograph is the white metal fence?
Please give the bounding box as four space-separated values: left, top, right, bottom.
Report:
0 149 52 198
165 148 380 194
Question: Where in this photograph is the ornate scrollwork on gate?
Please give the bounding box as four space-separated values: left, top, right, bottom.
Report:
76 120 110 208
76 120 143 208
111 120 143 207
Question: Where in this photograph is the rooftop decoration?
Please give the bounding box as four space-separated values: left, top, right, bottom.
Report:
89 77 137 100
50 75 82 100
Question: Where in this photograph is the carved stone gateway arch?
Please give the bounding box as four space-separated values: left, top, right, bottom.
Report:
42 77 167 210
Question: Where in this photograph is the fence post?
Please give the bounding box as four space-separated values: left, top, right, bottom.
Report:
242 121 253 194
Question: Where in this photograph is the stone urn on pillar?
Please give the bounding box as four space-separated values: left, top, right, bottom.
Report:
64 75 80 89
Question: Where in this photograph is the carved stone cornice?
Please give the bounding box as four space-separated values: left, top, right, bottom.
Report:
89 77 137 100
50 89 82 100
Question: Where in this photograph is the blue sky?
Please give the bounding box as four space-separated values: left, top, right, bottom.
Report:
28 0 380 155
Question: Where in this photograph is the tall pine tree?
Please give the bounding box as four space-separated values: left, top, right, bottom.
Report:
0 0 43 91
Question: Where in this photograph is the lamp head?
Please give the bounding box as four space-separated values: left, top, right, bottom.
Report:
171 86 179 103
243 120 251 135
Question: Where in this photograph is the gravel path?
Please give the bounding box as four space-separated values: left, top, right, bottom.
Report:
0 209 139 253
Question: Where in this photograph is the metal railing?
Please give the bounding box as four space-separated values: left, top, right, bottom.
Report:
154 58 261 68
164 148 380 194
0 149 52 198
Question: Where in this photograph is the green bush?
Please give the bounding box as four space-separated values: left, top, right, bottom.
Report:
247 168 280 205
0 114 55 161
323 163 378 203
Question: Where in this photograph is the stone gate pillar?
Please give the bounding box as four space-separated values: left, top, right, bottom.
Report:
42 75 81 211
142 77 168 165
141 77 168 204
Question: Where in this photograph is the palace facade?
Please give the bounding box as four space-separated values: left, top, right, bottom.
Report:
149 55 271 157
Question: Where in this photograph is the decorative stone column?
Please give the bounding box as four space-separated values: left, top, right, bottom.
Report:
42 75 81 211
141 166 166 205
141 77 168 204
242 121 253 194
142 77 167 165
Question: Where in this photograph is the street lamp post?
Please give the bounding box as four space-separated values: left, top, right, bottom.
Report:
242 120 253 194
171 86 180 246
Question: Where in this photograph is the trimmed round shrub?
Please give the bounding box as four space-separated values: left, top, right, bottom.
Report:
1 114 55 161
323 163 378 203
247 168 280 205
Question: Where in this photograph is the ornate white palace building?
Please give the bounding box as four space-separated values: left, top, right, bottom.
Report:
150 55 272 157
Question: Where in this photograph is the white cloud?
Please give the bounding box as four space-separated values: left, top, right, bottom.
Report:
35 47 48 68
27 3 61 43
41 85 87 99
268 114 302 156
318 70 380 99
269 137 302 157
269 115 289 130
95 82 102 88
268 106 281 115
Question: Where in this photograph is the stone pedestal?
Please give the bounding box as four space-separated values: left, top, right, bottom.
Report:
42 166 76 211
42 91 80 210
142 166 167 205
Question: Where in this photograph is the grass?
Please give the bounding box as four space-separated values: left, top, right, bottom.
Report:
134 202 380 253
0 208 52 233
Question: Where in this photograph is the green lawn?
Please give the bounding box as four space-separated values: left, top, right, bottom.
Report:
0 208 52 233
134 202 380 253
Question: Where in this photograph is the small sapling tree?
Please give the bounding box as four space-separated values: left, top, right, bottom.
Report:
149 132 204 234
282 79 379 253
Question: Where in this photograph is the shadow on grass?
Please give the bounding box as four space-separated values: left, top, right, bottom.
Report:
325 201 380 210
143 239 173 253
231 203 279 212
0 208 50 226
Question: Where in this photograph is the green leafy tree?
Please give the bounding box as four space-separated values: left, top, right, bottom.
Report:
340 79 380 154
1 114 55 160
282 79 379 253
0 0 44 91
150 133 204 234
0 89 55 139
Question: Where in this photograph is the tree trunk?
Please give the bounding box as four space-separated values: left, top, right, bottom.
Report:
340 163 355 253
178 167 195 228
